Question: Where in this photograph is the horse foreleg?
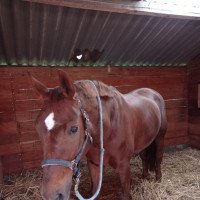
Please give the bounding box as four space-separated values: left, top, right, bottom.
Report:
118 162 132 200
87 160 100 196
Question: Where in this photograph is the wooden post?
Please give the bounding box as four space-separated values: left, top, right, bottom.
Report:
0 157 3 185
198 83 200 108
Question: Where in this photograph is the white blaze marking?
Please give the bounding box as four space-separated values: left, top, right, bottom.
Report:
76 54 82 60
45 112 55 131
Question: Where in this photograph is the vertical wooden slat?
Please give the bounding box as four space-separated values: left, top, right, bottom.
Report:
188 58 200 149
0 157 3 185
198 83 200 108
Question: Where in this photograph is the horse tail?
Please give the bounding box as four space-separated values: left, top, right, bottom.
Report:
146 141 157 172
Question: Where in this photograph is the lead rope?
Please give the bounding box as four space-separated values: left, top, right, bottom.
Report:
74 81 104 200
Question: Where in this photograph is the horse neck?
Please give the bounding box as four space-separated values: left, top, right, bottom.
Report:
74 80 124 144
75 83 99 138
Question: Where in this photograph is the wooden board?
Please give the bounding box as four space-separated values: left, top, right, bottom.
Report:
0 157 3 185
1 154 23 174
22 0 200 20
188 58 200 149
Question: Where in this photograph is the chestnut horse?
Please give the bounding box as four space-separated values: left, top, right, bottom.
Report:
32 70 167 200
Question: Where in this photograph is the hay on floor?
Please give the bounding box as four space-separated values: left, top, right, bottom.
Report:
130 148 200 200
1 148 200 200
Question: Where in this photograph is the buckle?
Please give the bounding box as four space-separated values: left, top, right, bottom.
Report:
70 160 77 170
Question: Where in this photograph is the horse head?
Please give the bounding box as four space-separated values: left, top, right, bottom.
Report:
32 70 86 200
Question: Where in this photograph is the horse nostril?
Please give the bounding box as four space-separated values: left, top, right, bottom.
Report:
56 193 64 200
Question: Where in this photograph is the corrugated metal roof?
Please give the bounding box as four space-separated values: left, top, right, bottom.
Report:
0 0 200 67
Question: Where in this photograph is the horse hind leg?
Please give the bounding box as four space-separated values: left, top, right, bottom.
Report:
147 126 166 182
154 129 166 181
154 94 167 181
143 130 165 182
140 141 157 180
139 150 150 180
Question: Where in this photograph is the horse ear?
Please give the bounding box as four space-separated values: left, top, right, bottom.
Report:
57 69 75 98
30 75 49 99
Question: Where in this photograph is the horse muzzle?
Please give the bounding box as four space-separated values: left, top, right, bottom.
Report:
41 171 72 200
42 186 71 200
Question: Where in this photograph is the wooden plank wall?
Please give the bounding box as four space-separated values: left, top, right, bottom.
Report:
188 57 200 149
0 66 188 174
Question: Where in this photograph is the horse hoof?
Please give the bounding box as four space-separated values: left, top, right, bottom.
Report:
156 173 162 182
142 173 150 180
121 194 132 200
156 177 162 182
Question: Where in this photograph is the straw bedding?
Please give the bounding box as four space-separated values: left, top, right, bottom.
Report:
1 148 200 200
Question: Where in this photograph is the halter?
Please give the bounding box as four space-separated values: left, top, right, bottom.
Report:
41 107 92 178
41 80 104 200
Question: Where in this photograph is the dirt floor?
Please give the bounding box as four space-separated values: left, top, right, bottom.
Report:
1 148 200 200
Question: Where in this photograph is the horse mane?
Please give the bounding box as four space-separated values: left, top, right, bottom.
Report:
74 80 119 99
45 80 119 102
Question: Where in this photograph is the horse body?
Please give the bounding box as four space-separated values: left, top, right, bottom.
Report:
75 81 167 199
32 71 167 200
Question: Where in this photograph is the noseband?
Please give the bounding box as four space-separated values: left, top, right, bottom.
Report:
41 80 104 200
41 107 92 178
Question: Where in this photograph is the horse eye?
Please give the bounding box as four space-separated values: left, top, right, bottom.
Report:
70 126 78 134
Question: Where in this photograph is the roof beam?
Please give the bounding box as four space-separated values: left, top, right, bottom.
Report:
22 0 200 20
